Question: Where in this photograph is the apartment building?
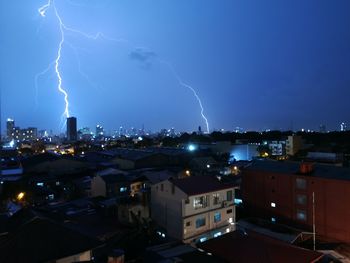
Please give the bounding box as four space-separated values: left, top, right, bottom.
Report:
151 176 236 244
242 160 350 243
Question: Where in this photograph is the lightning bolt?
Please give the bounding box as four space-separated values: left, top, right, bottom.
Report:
162 61 210 133
37 0 210 133
39 0 69 118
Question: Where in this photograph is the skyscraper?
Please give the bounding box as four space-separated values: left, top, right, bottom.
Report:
6 118 15 140
67 117 77 141
341 122 347 132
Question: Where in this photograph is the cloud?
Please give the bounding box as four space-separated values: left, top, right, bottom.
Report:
129 48 157 69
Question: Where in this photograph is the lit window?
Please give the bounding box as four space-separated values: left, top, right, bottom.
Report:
271 202 276 208
214 212 221 223
120 187 127 192
213 232 221 238
196 218 206 228
296 194 307 205
193 195 208 209
271 217 276 223
296 210 307 221
199 237 207 243
296 178 307 190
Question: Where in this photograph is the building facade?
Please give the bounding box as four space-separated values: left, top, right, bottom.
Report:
242 160 350 243
151 176 236 244
67 117 77 142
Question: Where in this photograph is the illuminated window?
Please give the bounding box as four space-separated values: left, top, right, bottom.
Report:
193 195 208 209
213 193 220 205
296 210 307 221
213 232 222 238
296 178 307 190
271 202 276 208
199 237 207 243
196 218 206 228
120 187 127 192
214 212 221 223
271 217 276 223
296 194 307 205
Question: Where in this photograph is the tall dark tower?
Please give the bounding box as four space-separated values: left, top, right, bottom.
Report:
67 117 77 142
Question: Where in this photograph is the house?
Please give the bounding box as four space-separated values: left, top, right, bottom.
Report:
242 160 350 243
102 148 171 170
91 168 129 198
198 230 324 263
151 176 236 244
0 209 102 263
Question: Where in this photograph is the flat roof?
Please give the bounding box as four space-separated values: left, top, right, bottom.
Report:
246 160 350 181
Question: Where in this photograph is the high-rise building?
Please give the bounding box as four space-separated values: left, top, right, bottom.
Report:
96 125 104 137
6 118 15 140
319 124 326 133
67 117 77 141
341 122 347 132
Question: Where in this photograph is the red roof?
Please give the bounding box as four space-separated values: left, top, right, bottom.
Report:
198 230 323 263
170 176 234 196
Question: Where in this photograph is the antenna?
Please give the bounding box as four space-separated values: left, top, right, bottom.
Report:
312 191 316 251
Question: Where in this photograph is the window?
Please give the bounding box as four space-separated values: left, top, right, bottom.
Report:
196 218 206 228
186 221 191 227
226 209 233 214
271 217 276 223
213 232 222 238
296 210 307 221
213 193 220 205
296 178 306 190
194 195 208 209
214 212 221 223
226 190 233 201
161 184 164 191
120 187 127 192
185 199 190 204
271 202 276 208
171 184 175 195
296 194 307 205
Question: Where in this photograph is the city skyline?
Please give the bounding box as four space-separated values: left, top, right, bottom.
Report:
1 0 350 133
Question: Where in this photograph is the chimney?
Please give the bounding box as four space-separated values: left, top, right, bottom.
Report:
299 162 314 174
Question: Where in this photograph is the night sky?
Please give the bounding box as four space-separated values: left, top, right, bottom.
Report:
1 0 350 133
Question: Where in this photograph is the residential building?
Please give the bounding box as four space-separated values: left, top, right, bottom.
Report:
151 176 236 244
286 135 302 156
91 168 129 198
242 160 350 243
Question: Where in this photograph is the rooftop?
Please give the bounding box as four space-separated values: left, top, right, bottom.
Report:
246 160 350 181
170 176 235 196
198 230 324 263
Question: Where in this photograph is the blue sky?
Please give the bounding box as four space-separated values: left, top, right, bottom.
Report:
1 0 350 133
